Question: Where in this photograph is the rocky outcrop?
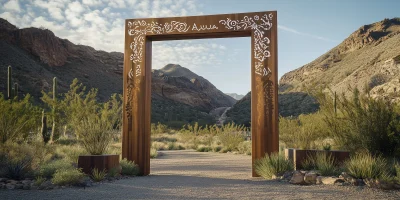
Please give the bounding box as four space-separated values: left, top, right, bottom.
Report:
280 18 400 99
152 64 236 112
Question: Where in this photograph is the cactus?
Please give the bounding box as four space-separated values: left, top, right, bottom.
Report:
13 83 18 99
50 77 57 142
41 110 50 144
7 66 11 99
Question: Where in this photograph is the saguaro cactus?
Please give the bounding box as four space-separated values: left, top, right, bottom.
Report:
50 77 57 142
13 83 18 99
7 66 11 99
41 110 50 144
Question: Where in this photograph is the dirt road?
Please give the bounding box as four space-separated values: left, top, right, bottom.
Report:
1 150 399 199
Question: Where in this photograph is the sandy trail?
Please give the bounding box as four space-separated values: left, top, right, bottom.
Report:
1 150 399 200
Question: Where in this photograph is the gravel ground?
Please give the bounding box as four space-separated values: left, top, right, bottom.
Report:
1 150 400 200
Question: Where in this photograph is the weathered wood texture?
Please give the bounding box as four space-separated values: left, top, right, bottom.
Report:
123 11 278 176
78 155 120 174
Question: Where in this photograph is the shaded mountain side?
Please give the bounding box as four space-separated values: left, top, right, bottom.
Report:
280 18 400 101
152 65 237 112
0 18 236 125
225 92 319 126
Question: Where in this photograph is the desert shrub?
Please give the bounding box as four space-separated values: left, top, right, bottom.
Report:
167 142 184 150
34 176 46 186
150 147 158 159
279 113 328 149
0 143 35 180
38 159 74 179
151 122 169 135
120 159 139 176
55 145 87 163
317 89 400 156
91 168 107 182
254 152 293 179
217 123 246 151
0 94 39 143
395 163 400 183
107 167 120 178
345 152 390 179
368 73 389 91
76 115 113 155
238 141 252 155
152 141 168 150
303 152 340 176
54 137 78 145
196 145 212 152
52 168 85 186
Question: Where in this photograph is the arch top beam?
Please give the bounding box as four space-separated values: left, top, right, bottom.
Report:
123 11 278 177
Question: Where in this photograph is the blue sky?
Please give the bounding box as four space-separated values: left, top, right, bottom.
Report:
0 0 399 94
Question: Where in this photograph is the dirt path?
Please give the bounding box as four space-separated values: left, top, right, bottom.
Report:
1 150 399 200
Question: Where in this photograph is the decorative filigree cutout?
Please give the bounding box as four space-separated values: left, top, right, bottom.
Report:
219 13 273 63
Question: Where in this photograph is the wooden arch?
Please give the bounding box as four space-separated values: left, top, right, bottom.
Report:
123 11 278 177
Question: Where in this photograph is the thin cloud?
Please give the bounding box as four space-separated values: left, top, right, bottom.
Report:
278 25 338 42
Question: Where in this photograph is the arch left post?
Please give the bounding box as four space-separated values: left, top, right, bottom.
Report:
122 21 152 176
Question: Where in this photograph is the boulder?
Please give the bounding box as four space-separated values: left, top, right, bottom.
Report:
289 171 305 185
0 182 5 189
304 172 318 184
39 180 54 190
321 177 345 185
15 183 23 189
0 178 8 182
6 183 15 190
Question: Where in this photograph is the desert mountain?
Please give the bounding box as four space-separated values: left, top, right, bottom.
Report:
280 18 400 101
0 18 235 126
225 93 245 100
152 64 236 112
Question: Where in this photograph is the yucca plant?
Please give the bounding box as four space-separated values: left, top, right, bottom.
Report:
254 152 293 179
303 152 340 176
120 159 139 176
76 115 113 155
345 152 390 179
91 168 107 182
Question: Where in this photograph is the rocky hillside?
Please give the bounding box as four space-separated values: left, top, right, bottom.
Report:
0 18 235 126
280 18 400 101
152 64 236 112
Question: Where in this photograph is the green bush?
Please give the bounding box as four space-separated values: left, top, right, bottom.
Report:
76 115 113 155
238 141 252 155
303 152 340 176
395 163 400 183
107 167 120 178
52 168 85 186
196 145 212 152
150 148 158 159
279 113 328 149
91 168 107 182
217 123 246 152
0 143 35 180
38 159 74 179
120 159 139 176
345 152 390 179
0 94 39 143
254 152 293 179
316 89 400 156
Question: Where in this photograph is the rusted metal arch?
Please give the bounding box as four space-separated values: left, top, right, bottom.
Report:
123 11 278 177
